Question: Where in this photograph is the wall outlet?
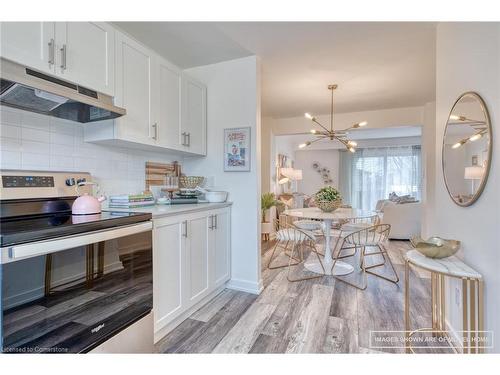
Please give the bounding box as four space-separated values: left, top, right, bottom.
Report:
455 286 461 307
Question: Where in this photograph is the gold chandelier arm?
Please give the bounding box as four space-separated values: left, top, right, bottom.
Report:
312 118 331 133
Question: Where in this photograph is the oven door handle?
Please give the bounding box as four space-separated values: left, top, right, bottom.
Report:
1 222 152 263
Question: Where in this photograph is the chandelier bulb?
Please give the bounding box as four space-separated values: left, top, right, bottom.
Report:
469 133 483 142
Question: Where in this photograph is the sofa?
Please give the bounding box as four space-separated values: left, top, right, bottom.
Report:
377 200 421 240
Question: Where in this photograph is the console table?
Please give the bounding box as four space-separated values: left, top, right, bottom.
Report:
404 250 484 353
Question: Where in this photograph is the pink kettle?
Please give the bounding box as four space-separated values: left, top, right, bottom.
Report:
72 181 107 215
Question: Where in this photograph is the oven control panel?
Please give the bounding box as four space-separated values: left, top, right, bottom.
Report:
2 175 55 188
0 170 92 199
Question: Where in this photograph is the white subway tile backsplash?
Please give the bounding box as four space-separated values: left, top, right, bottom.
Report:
0 137 22 152
50 155 74 169
0 108 22 126
50 143 74 156
50 132 74 146
22 140 50 154
22 152 50 168
0 123 21 139
50 118 76 135
21 112 50 131
0 107 181 195
1 150 22 168
21 127 51 143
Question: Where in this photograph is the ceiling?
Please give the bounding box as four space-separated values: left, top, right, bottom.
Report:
114 22 437 118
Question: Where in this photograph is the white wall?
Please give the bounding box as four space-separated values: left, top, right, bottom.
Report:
261 116 275 194
294 149 340 196
421 101 436 238
0 107 181 196
182 56 262 294
435 23 500 352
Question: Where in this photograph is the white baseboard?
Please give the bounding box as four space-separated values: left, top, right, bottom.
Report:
226 278 263 295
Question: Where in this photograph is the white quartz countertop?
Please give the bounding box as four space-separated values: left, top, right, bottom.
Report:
103 202 232 219
405 250 482 279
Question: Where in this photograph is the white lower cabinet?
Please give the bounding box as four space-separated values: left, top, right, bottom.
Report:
153 207 231 341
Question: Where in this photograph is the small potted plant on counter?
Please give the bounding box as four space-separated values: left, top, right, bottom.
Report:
314 186 342 212
261 193 280 241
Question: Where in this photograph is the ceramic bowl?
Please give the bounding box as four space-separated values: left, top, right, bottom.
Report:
410 236 461 259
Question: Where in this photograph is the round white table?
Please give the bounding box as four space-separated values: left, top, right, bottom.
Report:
283 207 377 276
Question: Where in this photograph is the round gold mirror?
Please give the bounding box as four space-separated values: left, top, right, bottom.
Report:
442 92 492 206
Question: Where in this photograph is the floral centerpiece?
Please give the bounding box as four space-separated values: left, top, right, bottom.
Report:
314 186 342 212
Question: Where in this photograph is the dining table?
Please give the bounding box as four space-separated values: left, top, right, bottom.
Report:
283 207 378 276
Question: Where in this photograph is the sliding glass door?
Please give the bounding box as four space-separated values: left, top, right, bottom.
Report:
339 145 422 210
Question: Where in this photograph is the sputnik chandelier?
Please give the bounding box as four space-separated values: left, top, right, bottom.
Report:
449 114 487 149
300 84 367 152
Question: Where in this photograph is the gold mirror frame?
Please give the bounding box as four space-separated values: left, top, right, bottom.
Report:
442 92 492 207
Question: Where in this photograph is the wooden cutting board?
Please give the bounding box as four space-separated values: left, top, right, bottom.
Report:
145 161 181 191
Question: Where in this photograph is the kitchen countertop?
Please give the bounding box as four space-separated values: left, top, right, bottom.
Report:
103 202 232 219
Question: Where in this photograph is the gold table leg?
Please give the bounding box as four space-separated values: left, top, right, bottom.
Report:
478 280 484 353
405 260 410 353
462 278 469 354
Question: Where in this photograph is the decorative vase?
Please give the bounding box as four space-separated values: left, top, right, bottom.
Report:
316 199 342 213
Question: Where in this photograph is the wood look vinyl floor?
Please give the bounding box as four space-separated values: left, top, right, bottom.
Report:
157 239 452 354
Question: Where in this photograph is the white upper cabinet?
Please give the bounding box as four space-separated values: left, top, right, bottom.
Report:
0 22 115 96
114 32 155 145
155 58 182 150
0 22 56 75
55 22 115 96
181 74 207 155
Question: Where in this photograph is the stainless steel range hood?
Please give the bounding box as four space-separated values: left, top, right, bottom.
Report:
0 58 126 123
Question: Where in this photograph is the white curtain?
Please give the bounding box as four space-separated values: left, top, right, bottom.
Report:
339 145 422 210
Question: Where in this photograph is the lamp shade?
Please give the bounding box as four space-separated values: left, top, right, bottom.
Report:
290 169 303 181
280 168 294 178
464 166 484 180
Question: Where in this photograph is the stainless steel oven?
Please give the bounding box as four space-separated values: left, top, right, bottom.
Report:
0 170 153 353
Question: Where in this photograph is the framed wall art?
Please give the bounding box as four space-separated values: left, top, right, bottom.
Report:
224 127 251 172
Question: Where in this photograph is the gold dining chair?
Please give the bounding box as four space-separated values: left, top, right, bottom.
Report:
267 218 300 270
330 224 398 290
268 221 325 282
334 214 381 260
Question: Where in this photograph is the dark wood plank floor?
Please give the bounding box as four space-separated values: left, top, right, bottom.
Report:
157 239 452 354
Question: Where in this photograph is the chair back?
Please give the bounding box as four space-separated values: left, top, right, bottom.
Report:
275 221 316 244
344 224 391 246
347 214 380 226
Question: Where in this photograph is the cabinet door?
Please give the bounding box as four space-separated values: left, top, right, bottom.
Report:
153 220 184 330
114 32 155 145
55 22 115 95
181 74 207 155
185 215 210 307
0 22 56 74
156 59 182 150
213 210 231 286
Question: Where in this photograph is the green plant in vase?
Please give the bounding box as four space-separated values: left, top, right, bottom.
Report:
314 186 342 212
261 192 280 222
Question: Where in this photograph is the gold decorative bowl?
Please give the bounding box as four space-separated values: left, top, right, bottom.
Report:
179 176 205 189
410 236 461 259
316 199 342 213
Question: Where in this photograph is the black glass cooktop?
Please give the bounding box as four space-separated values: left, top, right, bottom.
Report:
0 211 152 247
